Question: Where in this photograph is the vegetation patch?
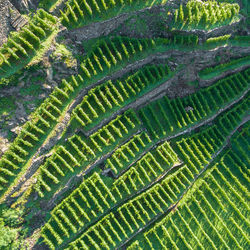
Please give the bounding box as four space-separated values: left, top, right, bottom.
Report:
0 0 249 249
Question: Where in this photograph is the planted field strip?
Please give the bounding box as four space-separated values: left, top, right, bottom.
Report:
174 96 248 176
71 63 172 132
61 0 165 28
199 55 250 80
202 34 250 51
139 68 249 139
104 131 153 176
0 73 84 196
109 140 180 200
172 0 240 30
40 172 117 249
67 163 202 249
0 35 167 198
39 90 248 249
205 34 231 48
63 111 247 249
34 109 141 198
222 122 250 198
230 127 250 169
40 140 180 249
78 36 168 87
167 34 199 47
127 135 250 249
0 9 57 79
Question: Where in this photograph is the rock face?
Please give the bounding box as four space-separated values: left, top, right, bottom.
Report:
0 0 14 46
0 0 29 46
0 137 9 156
10 0 39 13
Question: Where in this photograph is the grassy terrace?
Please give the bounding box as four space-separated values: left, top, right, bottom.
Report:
0 9 58 80
199 56 250 80
60 0 168 29
0 0 249 249
127 123 249 249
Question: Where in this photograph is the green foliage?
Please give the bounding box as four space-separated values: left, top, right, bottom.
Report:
1 207 23 227
0 97 16 117
186 80 198 87
169 34 199 46
199 56 250 80
79 36 162 81
39 0 60 11
139 68 249 139
0 10 57 80
0 1 248 249
172 0 240 30
68 145 204 249
0 206 25 250
52 44 76 67
61 0 165 29
105 132 153 175
230 35 250 46
0 219 18 250
0 35 169 199
39 131 180 248
20 83 42 97
205 34 231 46
128 121 249 249
34 109 141 199
71 63 172 132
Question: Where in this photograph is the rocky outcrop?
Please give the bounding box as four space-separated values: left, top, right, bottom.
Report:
10 0 39 13
0 0 15 46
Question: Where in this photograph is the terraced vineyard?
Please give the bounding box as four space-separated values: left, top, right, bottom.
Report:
0 0 249 249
